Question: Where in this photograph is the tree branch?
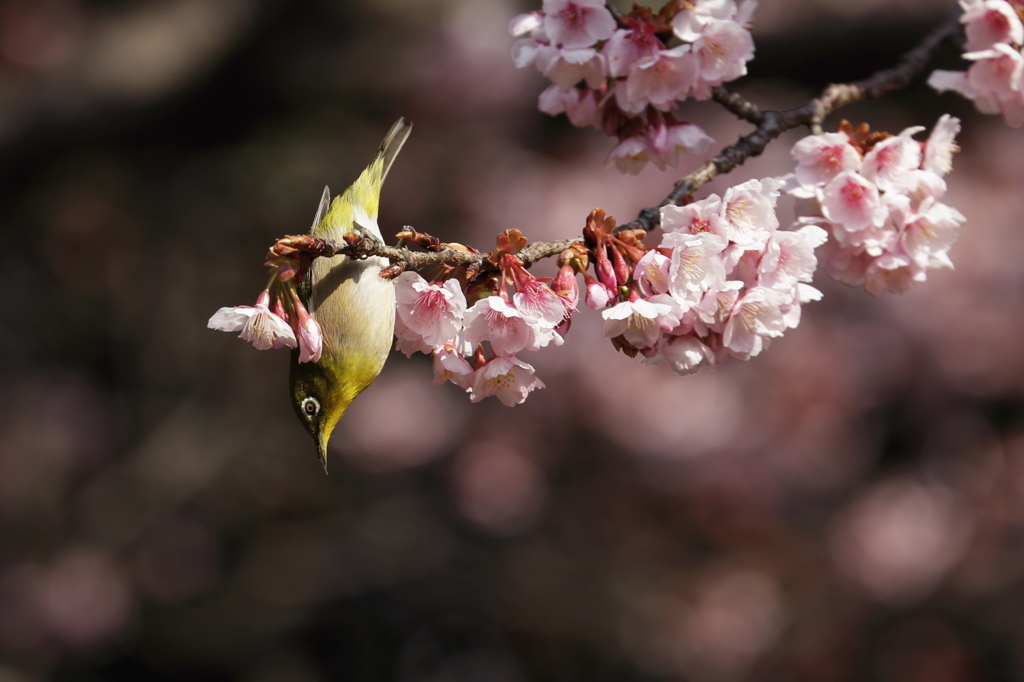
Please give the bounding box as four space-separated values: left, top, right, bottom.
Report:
276 7 962 272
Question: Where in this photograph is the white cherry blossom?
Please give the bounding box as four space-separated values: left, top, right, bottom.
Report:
208 290 297 351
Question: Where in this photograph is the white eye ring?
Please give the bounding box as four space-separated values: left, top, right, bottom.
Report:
301 396 320 418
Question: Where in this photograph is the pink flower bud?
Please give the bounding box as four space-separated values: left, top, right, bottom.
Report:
609 243 630 288
584 274 611 310
296 312 323 364
551 262 579 310
594 243 617 290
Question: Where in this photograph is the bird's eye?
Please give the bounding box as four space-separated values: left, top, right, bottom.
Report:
301 396 320 418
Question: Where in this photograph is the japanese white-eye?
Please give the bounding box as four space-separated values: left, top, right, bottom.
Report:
289 118 411 472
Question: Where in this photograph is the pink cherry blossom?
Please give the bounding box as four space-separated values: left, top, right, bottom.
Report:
584 276 612 310
602 26 663 78
693 280 743 335
463 296 536 356
601 297 681 350
721 178 781 248
470 356 545 406
606 135 657 174
296 311 323 363
509 11 544 38
672 0 739 42
542 0 616 49
820 171 887 234
633 250 672 297
552 262 580 310
433 346 475 389
539 46 607 90
860 131 923 192
898 197 964 270
512 38 543 69
663 231 729 301
394 272 467 348
792 132 862 186
693 19 754 85
513 278 566 327
208 290 297 351
758 225 828 290
660 196 729 238
625 45 698 111
966 43 1024 98
393 314 434 357
961 0 1024 51
659 334 713 376
649 121 715 168
538 85 602 127
722 286 789 358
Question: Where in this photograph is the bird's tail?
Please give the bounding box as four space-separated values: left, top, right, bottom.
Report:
313 118 412 239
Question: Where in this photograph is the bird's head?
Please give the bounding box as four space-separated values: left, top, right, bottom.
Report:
289 352 353 473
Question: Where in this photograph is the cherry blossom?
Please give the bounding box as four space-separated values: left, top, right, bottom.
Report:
721 178 781 249
693 19 755 86
649 120 715 168
632 250 672 297
601 297 682 350
433 345 475 390
584 275 612 310
607 135 658 174
784 118 965 295
792 132 860 186
602 26 662 78
722 286 789 358
655 334 713 376
660 196 730 239
463 296 537 357
961 0 1024 51
470 356 545 406
664 231 729 301
208 290 297 352
296 310 323 364
625 45 698 112
923 114 961 176
672 0 741 42
929 2 1024 127
394 272 467 348
542 0 616 49
820 171 887 234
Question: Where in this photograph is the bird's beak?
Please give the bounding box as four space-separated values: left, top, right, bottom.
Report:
316 430 329 474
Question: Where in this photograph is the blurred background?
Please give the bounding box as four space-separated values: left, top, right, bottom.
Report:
1 0 1022 680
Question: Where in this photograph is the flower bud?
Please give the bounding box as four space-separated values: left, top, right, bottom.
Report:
552 262 579 310
584 273 611 310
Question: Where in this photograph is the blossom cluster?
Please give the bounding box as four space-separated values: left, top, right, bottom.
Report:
929 0 1024 126
510 0 756 173
782 116 965 295
582 188 825 376
392 239 574 406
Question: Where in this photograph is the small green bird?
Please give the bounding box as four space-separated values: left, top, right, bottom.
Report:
289 119 411 472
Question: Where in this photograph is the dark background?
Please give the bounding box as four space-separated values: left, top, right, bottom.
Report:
1 0 1023 680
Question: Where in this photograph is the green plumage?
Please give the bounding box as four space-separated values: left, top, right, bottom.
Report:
289 118 411 472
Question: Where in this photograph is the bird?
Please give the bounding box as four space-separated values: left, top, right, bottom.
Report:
288 118 411 473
